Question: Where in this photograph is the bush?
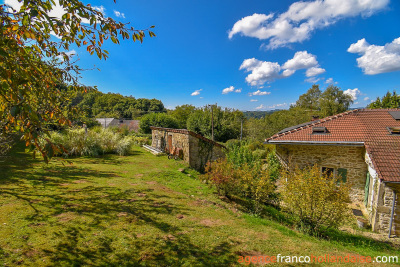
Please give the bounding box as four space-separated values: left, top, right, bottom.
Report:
226 141 257 168
43 127 133 157
140 113 179 134
252 149 267 159
280 165 351 235
204 158 276 214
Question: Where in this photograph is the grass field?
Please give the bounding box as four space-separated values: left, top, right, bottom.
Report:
0 143 399 266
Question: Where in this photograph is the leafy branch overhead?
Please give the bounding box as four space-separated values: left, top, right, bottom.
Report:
0 0 156 162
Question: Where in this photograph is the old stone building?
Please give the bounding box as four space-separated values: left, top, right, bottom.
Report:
150 127 225 171
266 109 400 237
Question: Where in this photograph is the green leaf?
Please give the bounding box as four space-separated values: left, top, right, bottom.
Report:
0 48 7 57
10 106 20 116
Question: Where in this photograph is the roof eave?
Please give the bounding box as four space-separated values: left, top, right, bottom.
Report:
265 140 365 147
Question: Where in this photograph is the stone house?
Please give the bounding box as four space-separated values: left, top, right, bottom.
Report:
266 109 400 237
150 127 226 171
96 118 140 132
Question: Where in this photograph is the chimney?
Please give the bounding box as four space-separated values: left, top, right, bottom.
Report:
311 115 320 121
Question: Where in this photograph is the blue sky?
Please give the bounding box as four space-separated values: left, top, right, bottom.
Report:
5 0 400 110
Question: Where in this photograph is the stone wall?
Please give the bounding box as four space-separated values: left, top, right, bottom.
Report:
151 128 225 171
151 129 190 164
188 136 225 172
374 182 399 236
275 144 368 204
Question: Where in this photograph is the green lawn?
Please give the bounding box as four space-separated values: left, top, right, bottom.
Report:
0 143 398 266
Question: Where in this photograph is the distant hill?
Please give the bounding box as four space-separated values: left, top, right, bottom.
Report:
243 110 281 119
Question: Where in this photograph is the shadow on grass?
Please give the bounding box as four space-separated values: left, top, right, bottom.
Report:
0 144 241 265
2 180 240 266
221 194 397 253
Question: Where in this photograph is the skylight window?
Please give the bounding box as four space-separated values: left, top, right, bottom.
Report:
312 126 328 134
388 126 400 135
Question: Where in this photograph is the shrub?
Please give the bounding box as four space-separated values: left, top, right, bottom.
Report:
247 141 264 151
266 151 281 182
204 158 275 214
226 141 257 168
43 127 133 157
280 165 351 235
140 113 179 134
252 149 267 159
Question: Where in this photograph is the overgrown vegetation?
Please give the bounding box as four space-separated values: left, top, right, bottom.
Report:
280 165 352 235
41 127 135 157
0 0 156 160
204 141 280 213
205 141 354 237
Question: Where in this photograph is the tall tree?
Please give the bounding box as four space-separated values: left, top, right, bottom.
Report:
0 0 155 161
368 91 400 109
295 84 321 111
169 104 196 128
319 85 353 117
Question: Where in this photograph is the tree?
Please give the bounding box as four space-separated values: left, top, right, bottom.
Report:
169 104 196 129
295 84 321 111
319 85 353 117
368 91 400 109
139 113 179 134
186 106 244 143
0 0 155 161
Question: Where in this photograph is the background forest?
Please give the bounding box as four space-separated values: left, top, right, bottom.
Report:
63 85 400 143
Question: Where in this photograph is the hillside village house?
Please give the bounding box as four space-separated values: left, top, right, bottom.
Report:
96 118 140 132
149 127 225 171
266 109 400 237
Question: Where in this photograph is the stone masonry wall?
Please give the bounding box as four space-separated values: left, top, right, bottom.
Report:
151 129 190 164
275 144 368 204
189 136 225 172
151 129 225 171
374 182 399 236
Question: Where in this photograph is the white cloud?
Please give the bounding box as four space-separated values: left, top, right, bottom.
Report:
222 86 241 94
364 97 370 101
4 0 22 11
222 86 234 94
282 51 318 70
56 50 76 61
255 104 266 110
268 103 287 109
114 10 125 18
305 77 321 83
240 51 324 86
325 77 334 84
306 67 326 77
348 37 400 75
4 0 105 30
250 99 258 102
249 90 271 96
191 89 202 96
344 88 362 101
240 58 282 86
229 0 389 49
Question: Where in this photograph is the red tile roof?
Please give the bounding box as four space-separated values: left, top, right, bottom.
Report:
266 109 400 182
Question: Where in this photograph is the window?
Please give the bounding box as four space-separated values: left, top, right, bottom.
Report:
337 168 347 183
388 126 400 135
321 167 334 178
312 126 328 134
